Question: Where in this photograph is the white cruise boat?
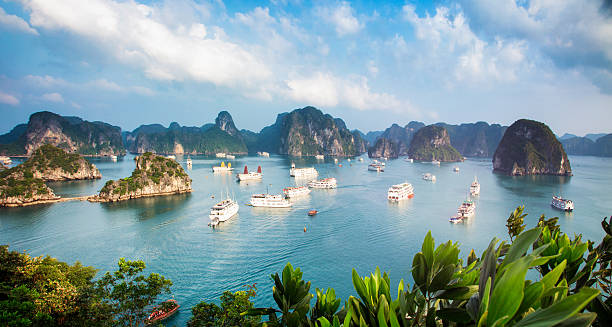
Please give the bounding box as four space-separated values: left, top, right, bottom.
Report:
358 157 364 162
209 198 239 227
470 176 480 196
387 183 414 201
308 178 337 189
216 153 226 158
237 165 262 181
423 173 436 182
315 154 325 160
405 158 414 163
257 151 270 157
368 160 385 172
250 193 292 208
110 155 118 162
0 156 12 165
226 154 236 160
166 155 176 160
290 163 318 178
453 166 460 172
283 186 311 198
432 159 440 165
450 200 476 223
186 157 192 168
551 196 574 212
334 158 338 163
212 161 233 173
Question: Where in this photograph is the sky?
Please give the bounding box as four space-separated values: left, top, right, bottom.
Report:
0 0 611 136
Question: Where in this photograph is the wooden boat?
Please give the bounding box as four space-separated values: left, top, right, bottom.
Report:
146 299 179 324
308 210 318 216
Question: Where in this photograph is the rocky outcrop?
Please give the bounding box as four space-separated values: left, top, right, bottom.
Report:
493 119 572 176
407 125 463 162
435 122 506 157
247 107 365 156
368 138 398 158
368 122 424 157
560 134 612 157
127 112 247 154
0 111 125 156
92 153 191 202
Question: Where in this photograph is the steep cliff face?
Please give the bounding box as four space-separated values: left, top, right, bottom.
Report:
493 119 571 176
93 153 191 202
435 122 506 157
369 122 424 156
368 138 398 158
407 125 463 162
128 112 247 154
0 111 124 156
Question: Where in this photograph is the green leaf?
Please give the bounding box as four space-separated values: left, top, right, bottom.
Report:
436 308 472 323
516 281 544 317
541 260 567 291
501 228 542 269
552 313 597 327
429 265 455 292
412 253 427 292
479 277 492 319
479 239 498 301
352 270 368 305
487 256 530 326
436 285 479 300
422 231 435 270
514 288 600 327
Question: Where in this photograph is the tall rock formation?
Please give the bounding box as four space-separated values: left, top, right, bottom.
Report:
407 125 463 162
435 122 506 157
493 119 572 176
368 138 398 158
0 111 124 156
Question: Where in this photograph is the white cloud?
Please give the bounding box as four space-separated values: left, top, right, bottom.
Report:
90 79 122 92
41 92 64 103
317 1 363 36
71 101 82 109
22 0 271 91
0 7 38 35
23 74 67 88
0 91 19 106
285 72 409 112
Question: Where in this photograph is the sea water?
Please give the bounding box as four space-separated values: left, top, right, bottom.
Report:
1 154 610 325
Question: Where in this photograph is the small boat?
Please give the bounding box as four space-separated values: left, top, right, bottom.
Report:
405 158 413 163
308 178 337 189
216 153 226 158
334 158 338 163
208 198 239 227
237 165 262 181
283 186 311 198
347 158 351 162
290 163 318 178
0 156 12 165
449 215 464 224
166 155 176 160
186 157 192 168
453 167 459 172
110 155 118 162
250 193 292 208
257 151 270 157
432 160 440 165
388 182 414 201
146 299 179 325
551 196 574 212
423 173 436 182
470 176 480 196
226 154 236 160
315 154 325 160
358 157 364 162
212 161 233 173
308 210 318 216
368 161 385 172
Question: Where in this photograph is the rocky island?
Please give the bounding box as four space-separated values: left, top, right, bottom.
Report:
493 119 572 176
0 144 101 207
91 153 191 202
368 138 399 158
407 125 463 161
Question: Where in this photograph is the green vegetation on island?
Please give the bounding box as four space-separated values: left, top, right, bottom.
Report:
96 153 191 202
3 206 612 326
407 125 463 161
493 119 572 176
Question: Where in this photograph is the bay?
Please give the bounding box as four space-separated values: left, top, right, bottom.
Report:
1 154 609 326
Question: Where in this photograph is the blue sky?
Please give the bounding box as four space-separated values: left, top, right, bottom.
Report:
0 0 611 136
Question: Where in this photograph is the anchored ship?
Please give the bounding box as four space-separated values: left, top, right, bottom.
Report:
387 182 414 201
308 178 337 189
290 163 318 178
250 193 292 207
209 198 239 227
283 186 311 198
470 176 480 196
212 161 233 173
551 196 574 212
237 165 262 181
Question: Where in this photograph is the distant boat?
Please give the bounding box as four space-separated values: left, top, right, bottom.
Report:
237 165 262 181
146 299 179 325
250 193 291 208
432 159 440 165
166 155 176 160
283 186 311 198
226 154 236 160
0 156 12 165
405 158 413 163
308 178 337 189
212 161 233 173
110 155 117 162
186 157 192 168
453 166 460 172
387 182 414 201
423 173 436 182
551 196 574 212
368 162 384 172
358 157 364 162
308 210 318 216
334 158 338 163
257 151 270 157
470 176 480 196
315 154 324 160
449 200 476 223
290 163 318 178
209 198 239 227
215 153 226 158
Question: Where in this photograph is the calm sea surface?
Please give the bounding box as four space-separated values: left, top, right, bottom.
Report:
1 155 610 325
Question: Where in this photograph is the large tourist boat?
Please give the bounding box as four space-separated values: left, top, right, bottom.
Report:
216 153 226 158
387 183 414 201
551 196 574 212
250 193 292 208
283 186 311 198
423 173 436 182
257 151 270 157
290 163 318 178
237 165 262 181
315 154 324 160
368 160 385 172
470 176 480 196
308 178 337 189
212 161 233 173
146 299 179 325
209 198 239 227
449 200 476 223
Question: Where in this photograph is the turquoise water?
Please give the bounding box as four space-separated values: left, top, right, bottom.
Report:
1 155 610 325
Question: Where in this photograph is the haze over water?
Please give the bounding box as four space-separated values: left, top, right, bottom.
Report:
1 155 610 326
